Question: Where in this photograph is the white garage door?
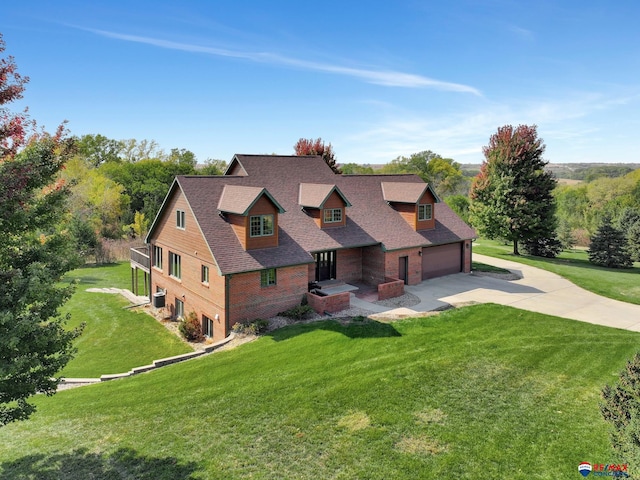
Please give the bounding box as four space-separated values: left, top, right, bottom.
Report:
422 243 462 280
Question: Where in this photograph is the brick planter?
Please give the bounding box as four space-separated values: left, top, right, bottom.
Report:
306 291 351 314
378 277 404 301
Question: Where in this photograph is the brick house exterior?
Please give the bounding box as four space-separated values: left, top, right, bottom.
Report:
145 154 476 340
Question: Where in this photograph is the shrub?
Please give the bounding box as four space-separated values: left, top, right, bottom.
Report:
600 352 640 467
231 319 269 335
178 312 204 342
279 304 314 320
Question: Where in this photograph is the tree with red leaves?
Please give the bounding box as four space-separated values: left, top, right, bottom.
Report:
0 34 82 426
294 137 341 174
469 125 558 256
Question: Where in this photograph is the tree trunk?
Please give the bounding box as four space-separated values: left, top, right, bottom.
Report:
513 239 520 255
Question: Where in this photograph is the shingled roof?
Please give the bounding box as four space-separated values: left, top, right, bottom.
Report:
149 155 476 275
298 183 352 209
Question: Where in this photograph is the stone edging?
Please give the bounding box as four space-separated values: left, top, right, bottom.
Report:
60 333 236 387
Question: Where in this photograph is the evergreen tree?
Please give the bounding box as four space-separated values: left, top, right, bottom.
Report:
588 216 633 268
469 125 558 255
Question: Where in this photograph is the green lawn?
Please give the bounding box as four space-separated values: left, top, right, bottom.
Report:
1 304 637 479
474 238 640 305
59 263 192 377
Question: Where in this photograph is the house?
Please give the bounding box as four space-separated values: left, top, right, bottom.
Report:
135 154 476 340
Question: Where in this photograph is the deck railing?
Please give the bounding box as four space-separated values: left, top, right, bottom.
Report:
130 246 150 271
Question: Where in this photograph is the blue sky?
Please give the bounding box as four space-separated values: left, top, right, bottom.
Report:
4 1 640 165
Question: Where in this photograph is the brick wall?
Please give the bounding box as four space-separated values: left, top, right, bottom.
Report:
362 245 385 284
306 291 351 314
378 278 404 300
228 264 308 325
384 248 422 285
336 248 362 283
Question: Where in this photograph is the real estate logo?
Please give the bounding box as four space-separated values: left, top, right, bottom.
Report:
578 462 630 477
579 462 593 477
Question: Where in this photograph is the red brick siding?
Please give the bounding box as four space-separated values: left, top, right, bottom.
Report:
227 264 308 325
384 248 422 285
463 240 472 273
306 291 351 314
378 278 404 300
362 245 386 284
336 248 362 283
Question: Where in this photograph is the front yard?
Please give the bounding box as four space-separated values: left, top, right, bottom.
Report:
1 304 637 478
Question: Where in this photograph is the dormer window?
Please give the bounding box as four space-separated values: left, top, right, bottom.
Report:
324 208 343 223
418 204 432 221
250 214 274 237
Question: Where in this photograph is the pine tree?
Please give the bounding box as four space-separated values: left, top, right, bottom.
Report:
588 216 633 268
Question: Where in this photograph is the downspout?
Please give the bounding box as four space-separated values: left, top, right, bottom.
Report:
224 274 231 337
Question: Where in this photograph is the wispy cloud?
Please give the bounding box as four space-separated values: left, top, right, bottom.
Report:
83 28 481 95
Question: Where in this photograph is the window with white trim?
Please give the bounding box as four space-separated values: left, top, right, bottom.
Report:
202 315 214 338
169 252 181 279
201 265 209 284
175 298 184 319
250 214 274 237
418 204 432 221
153 245 163 270
176 210 186 229
323 208 343 223
260 268 276 287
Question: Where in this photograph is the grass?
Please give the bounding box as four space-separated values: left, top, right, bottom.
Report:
59 262 192 377
1 304 638 479
471 261 511 274
474 238 640 305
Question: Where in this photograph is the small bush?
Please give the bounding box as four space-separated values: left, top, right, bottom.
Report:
279 304 314 320
178 312 204 342
231 319 269 335
601 352 640 467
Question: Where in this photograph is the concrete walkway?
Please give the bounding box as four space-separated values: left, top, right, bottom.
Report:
353 253 640 332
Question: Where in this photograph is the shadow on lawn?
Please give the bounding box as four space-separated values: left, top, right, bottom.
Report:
268 319 402 342
0 448 202 480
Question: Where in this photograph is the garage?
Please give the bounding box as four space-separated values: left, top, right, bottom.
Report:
422 242 463 280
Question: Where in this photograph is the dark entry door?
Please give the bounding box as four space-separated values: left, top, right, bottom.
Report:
399 256 408 284
315 250 337 282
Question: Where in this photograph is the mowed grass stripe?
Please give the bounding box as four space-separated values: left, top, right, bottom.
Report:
1 304 637 479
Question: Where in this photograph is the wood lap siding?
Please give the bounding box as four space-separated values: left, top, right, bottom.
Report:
246 196 279 249
320 191 346 228
149 190 226 339
416 190 436 231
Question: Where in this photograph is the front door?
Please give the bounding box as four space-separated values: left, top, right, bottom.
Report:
315 250 337 282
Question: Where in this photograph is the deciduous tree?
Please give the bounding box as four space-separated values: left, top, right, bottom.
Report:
469 125 557 255
0 35 82 426
294 137 341 173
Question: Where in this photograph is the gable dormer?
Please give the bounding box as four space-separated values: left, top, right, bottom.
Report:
299 183 352 228
381 182 438 231
218 185 285 250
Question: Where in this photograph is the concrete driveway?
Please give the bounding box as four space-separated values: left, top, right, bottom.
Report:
353 253 640 332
